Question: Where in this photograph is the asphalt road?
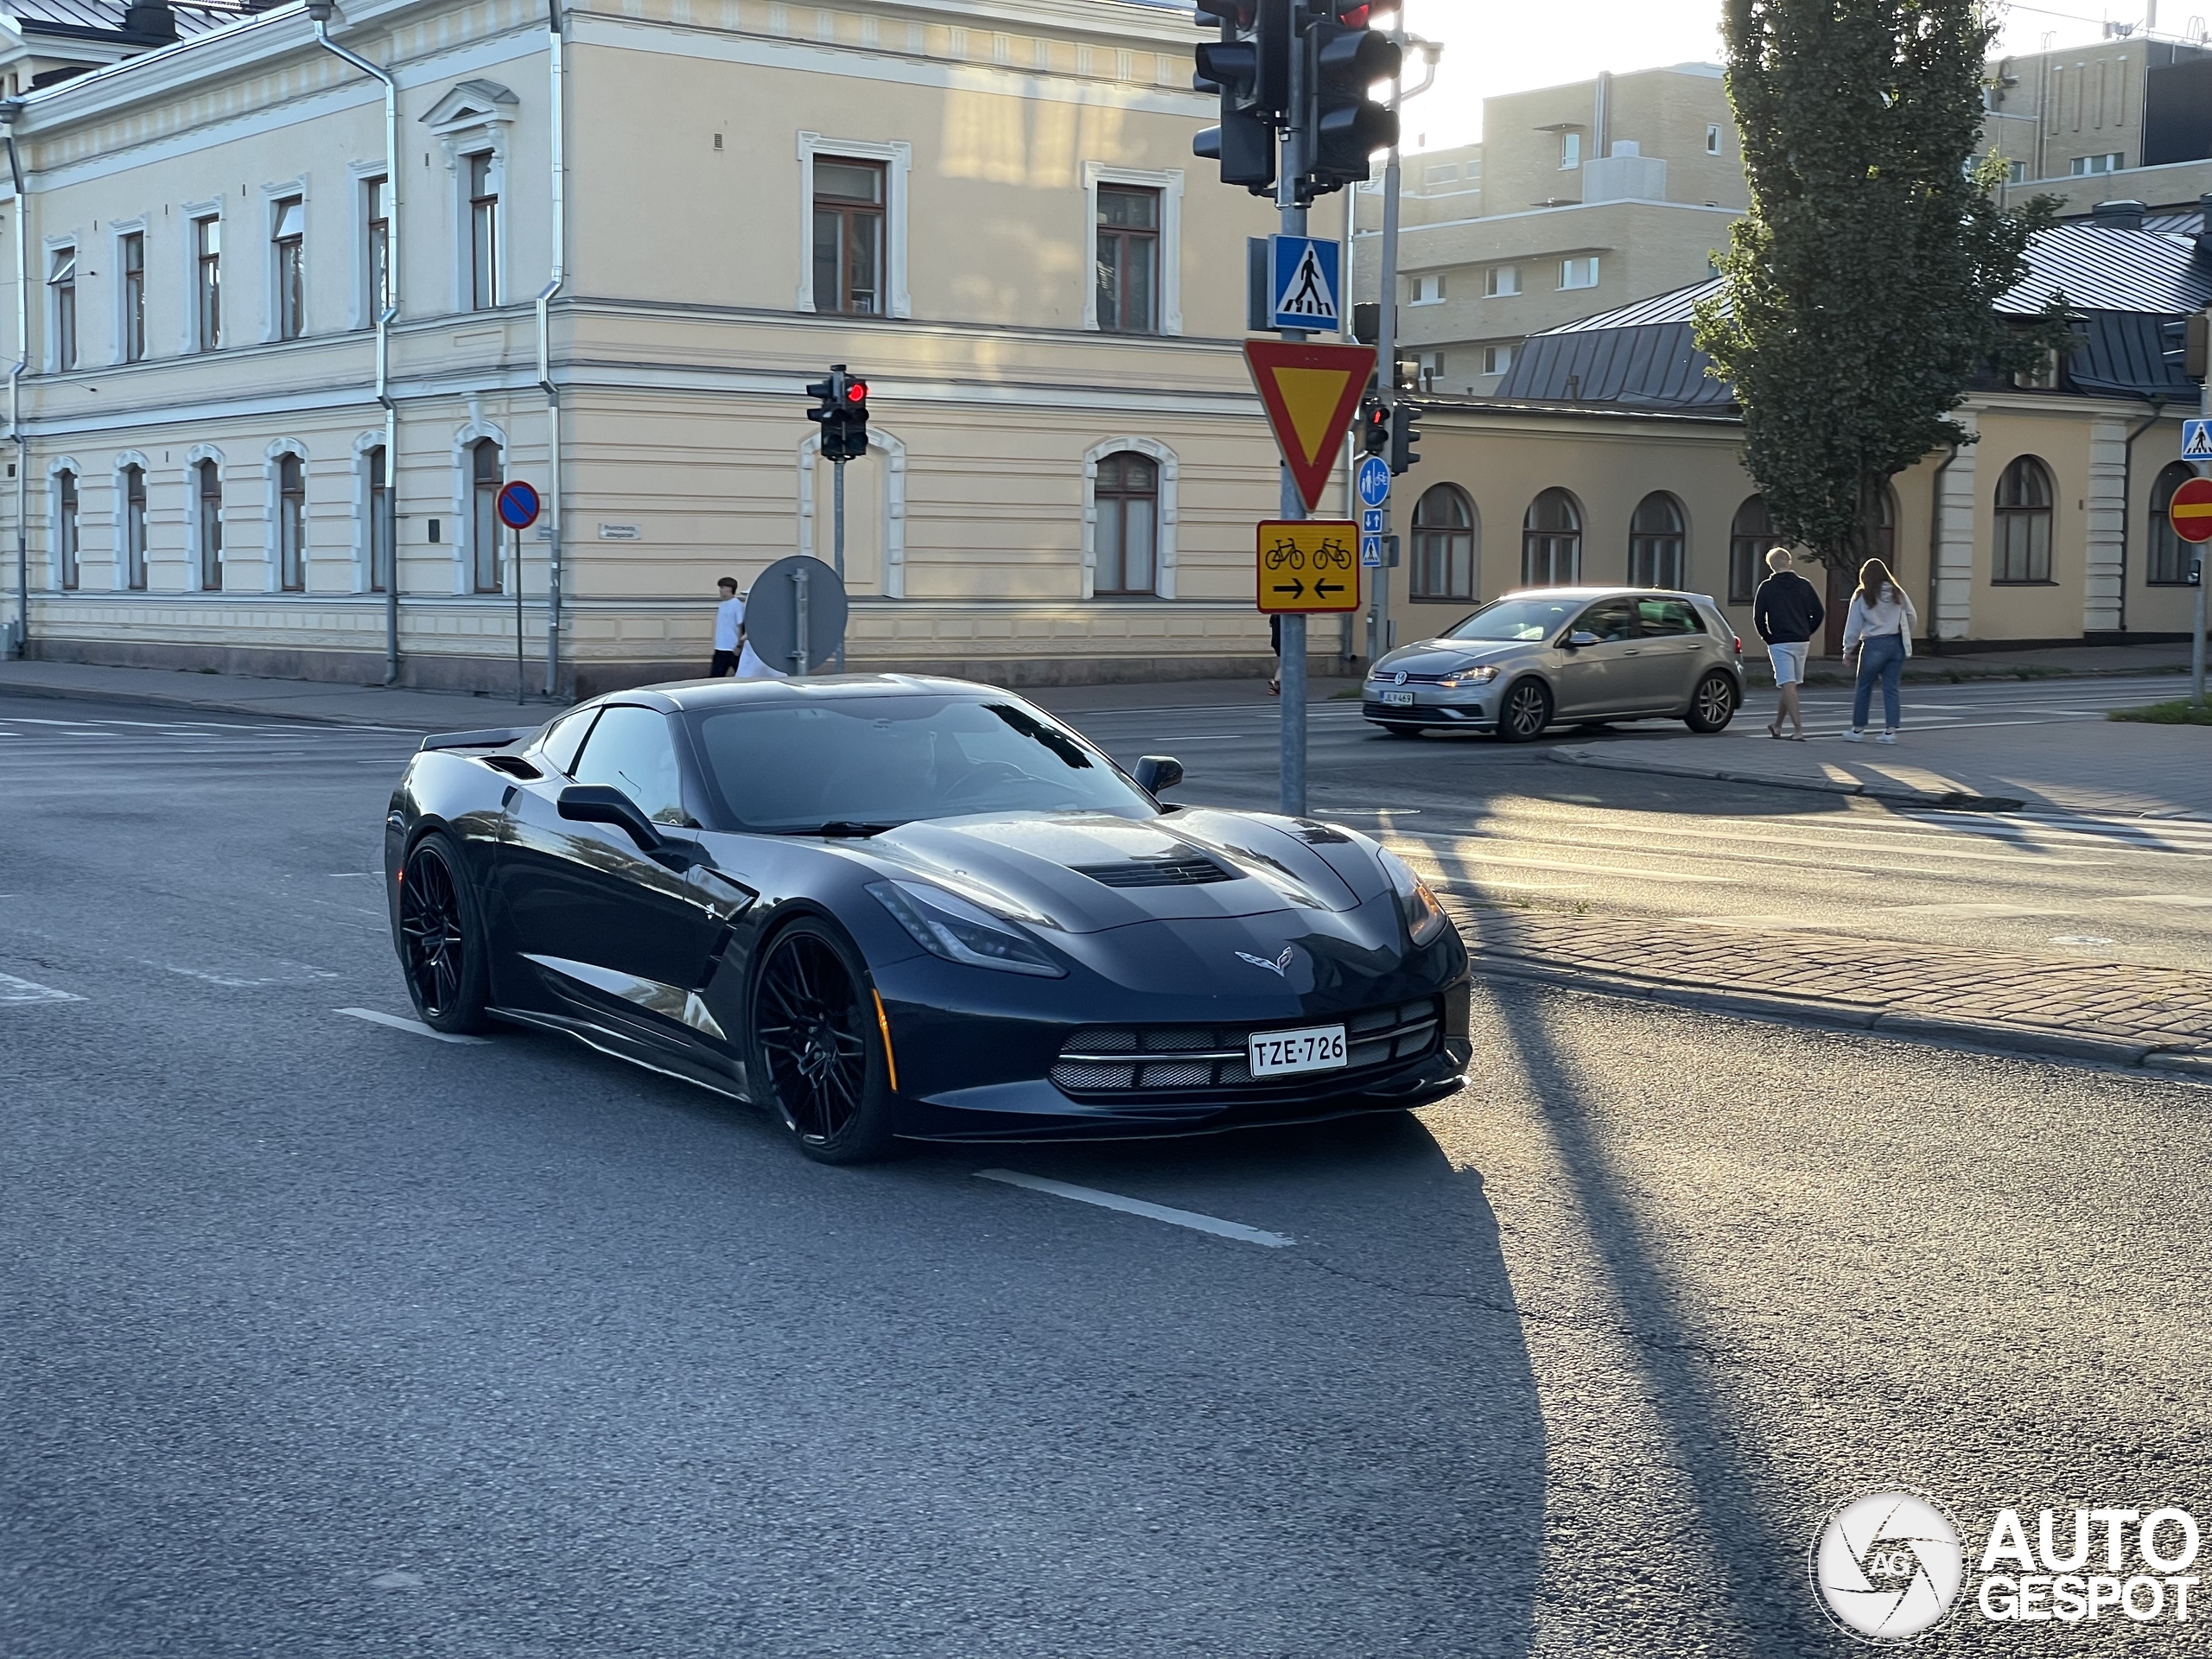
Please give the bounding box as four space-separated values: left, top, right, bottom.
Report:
1064 676 2212 972
4 691 2210 1657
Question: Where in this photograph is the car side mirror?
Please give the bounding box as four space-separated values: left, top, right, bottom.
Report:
1567 631 1601 648
558 784 664 854
1132 755 1183 797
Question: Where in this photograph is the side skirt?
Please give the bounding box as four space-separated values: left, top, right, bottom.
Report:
492 1006 755 1106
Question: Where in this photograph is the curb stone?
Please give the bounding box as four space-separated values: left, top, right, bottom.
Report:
1467 956 2203 1075
1546 745 2024 812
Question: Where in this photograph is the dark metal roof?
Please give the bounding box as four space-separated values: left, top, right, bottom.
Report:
1503 219 2212 406
3 0 257 40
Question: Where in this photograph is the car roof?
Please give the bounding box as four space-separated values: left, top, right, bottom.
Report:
1495 586 1715 602
603 673 1018 715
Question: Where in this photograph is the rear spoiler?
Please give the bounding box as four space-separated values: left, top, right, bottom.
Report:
419 726 535 753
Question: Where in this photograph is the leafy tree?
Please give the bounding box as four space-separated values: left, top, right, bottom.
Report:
1694 0 2068 569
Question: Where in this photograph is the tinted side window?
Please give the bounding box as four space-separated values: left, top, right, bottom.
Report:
539 708 599 777
572 706 688 825
1635 599 1704 638
1573 600 1637 642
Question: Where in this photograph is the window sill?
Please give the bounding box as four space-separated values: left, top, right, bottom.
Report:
1988 579 2059 587
2144 579 2196 588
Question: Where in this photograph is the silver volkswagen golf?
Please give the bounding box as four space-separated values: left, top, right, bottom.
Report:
1362 587 1745 741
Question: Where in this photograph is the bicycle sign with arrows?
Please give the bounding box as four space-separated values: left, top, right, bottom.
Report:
1255 519 1362 613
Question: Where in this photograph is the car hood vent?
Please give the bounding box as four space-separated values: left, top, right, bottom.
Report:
1071 854 1238 888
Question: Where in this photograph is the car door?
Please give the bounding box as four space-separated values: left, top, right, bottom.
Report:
1552 597 1643 717
1624 596 1711 710
496 705 734 1050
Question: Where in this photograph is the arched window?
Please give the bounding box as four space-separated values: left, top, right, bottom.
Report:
277 453 306 593
1093 451 1159 596
55 470 79 590
1409 484 1476 601
470 438 503 594
2149 461 2197 586
195 460 223 592
1521 488 1580 586
1993 455 2054 584
1628 492 1685 588
123 465 148 591
1728 495 1772 604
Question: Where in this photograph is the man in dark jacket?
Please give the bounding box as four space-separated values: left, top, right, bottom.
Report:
1752 548 1825 739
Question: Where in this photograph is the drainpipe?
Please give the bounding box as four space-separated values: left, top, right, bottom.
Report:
304 0 402 684
2115 402 2164 636
537 0 565 698
1923 442 1960 652
3 99 28 662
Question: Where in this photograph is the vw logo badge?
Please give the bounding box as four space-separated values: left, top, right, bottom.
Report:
1393 671 1408 685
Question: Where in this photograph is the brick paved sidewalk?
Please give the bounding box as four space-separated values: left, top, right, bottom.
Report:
1452 904 2212 1076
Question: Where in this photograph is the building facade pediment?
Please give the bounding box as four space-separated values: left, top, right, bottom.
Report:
420 79 517 136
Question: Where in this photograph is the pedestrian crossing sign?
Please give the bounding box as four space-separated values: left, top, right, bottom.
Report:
1268 236 1342 333
2183 419 2212 462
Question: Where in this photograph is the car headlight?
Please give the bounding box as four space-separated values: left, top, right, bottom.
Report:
1376 847 1451 946
868 880 1065 977
1436 664 1499 690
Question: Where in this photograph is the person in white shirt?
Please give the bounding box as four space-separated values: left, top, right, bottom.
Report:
708 578 745 677
1840 556 1918 745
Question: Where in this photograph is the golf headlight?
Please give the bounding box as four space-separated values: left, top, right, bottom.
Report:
868 880 1065 977
1376 847 1451 946
1436 663 1499 690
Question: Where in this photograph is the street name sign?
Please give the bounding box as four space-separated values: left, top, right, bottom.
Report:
2170 475 2212 543
1356 454 1391 509
2183 419 2212 463
1268 235 1342 333
1256 520 1362 613
1243 340 1376 513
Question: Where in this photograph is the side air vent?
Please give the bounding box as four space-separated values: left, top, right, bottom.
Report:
480 753 544 780
1071 855 1238 888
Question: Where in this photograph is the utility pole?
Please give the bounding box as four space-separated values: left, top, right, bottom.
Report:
1276 33 1311 817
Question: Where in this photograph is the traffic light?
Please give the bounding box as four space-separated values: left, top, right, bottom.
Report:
1304 0 1400 195
1192 0 1282 192
2187 310 2209 382
1389 398 1421 475
804 365 870 462
1359 397 1391 457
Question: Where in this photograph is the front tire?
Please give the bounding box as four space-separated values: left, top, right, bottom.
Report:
397 831 491 1033
1496 677 1554 743
1685 671 1739 733
750 918 898 1165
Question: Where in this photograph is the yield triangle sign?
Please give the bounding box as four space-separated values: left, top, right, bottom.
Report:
1243 340 1376 514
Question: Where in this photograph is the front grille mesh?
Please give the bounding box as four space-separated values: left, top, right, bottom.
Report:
1049 996 1442 1096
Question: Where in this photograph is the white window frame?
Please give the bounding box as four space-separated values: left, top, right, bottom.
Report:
1482 343 1515 376
423 80 518 315
1408 272 1445 306
796 425 909 598
1081 162 1184 335
352 429 389 594
264 438 310 594
260 177 308 343
1706 124 1723 155
796 132 912 319
2069 151 2122 175
348 160 391 330
1484 265 1520 298
46 456 81 591
112 450 151 591
185 443 226 592
43 235 78 374
180 197 224 354
110 218 148 366
1560 256 1600 290
448 417 509 596
1081 437 1179 601
1560 131 1581 169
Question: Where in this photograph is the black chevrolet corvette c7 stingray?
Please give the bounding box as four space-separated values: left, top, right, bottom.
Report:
385 675 1471 1162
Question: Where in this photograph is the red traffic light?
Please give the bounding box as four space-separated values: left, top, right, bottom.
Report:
845 379 868 404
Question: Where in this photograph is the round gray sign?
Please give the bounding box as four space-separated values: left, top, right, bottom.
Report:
744 555 849 675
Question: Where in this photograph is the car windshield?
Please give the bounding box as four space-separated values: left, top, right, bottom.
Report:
1444 596 1584 643
689 696 1159 832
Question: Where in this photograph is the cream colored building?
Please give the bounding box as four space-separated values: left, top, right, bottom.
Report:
0 0 1332 694
1351 63 1748 397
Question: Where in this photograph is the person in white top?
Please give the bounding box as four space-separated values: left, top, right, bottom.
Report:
706 576 789 681
1839 556 1918 745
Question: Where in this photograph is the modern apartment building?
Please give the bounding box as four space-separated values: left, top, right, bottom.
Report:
1984 34 2212 217
1351 62 1747 397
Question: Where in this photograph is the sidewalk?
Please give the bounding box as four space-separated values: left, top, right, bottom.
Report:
0 658 553 732
1782 640 2192 688
1453 906 2212 1077
1553 702 2212 819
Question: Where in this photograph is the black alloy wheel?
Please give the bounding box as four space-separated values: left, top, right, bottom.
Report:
1686 671 1739 734
751 920 896 1164
398 832 489 1033
1496 677 1554 744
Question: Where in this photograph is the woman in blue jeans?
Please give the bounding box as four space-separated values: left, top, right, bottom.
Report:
1839 556 1918 744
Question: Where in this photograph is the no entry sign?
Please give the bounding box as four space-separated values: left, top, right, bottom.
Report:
2170 475 2212 545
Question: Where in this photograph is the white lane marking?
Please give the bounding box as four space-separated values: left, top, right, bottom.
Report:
335 1007 492 1046
0 971 81 1003
2048 935 2115 945
976 1169 1294 1248
2108 893 2212 907
1872 902 2075 918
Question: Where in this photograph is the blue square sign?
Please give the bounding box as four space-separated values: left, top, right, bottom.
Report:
1268 236 1342 333
1361 507 1384 535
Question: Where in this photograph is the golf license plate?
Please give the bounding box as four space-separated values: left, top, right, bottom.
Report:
1380 689 1415 707
1248 1024 1349 1078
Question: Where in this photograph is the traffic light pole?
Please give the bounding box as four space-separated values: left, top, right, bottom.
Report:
832 455 848 672
2194 366 2209 708
1277 44 1309 819
1367 133 1401 671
